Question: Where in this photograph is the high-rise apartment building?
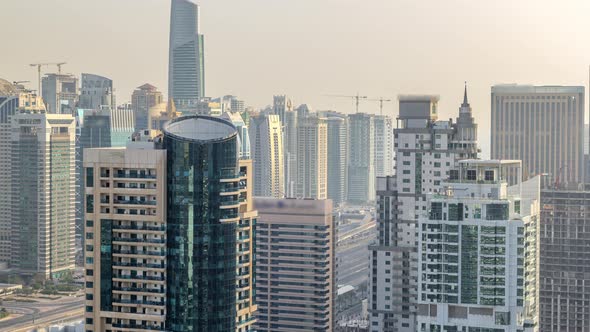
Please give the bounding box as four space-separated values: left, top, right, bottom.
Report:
131 83 164 132
162 116 256 331
168 0 205 112
79 73 115 110
417 160 539 331
11 112 76 278
255 197 335 332
369 92 479 332
83 139 167 331
326 116 348 205
85 115 257 331
491 85 585 184
374 115 394 177
249 114 284 197
297 116 327 199
0 79 45 266
42 73 79 114
539 187 590 331
348 113 375 203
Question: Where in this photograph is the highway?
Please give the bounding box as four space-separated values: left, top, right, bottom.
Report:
337 218 376 289
0 296 83 332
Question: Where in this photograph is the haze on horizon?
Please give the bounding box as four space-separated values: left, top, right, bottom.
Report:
2 0 590 156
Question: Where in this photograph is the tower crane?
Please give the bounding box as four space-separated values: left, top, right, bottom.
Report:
29 62 67 97
324 93 367 113
367 97 393 115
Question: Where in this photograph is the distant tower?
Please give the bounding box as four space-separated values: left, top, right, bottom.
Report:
491 84 584 185
168 0 205 112
296 116 328 199
249 114 284 197
131 83 163 131
79 73 115 110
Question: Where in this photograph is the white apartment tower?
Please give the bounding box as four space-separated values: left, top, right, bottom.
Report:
11 112 76 278
369 89 479 332
249 114 285 198
297 116 328 199
417 160 539 331
374 115 394 177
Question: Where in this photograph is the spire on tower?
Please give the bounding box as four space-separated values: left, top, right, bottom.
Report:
462 81 470 107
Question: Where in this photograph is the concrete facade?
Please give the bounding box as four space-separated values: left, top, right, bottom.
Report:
254 197 335 332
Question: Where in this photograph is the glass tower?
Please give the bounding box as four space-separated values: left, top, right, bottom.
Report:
163 115 251 331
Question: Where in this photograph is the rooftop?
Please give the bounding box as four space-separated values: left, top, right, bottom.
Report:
163 115 237 142
398 95 440 102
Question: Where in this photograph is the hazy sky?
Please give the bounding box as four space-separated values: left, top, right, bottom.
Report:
2 0 590 156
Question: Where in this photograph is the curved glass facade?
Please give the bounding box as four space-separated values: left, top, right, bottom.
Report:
163 116 240 332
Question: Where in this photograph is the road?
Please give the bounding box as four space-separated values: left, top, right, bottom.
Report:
337 219 376 289
0 296 84 332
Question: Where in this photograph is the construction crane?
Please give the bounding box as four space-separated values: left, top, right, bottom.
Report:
324 93 367 113
29 62 67 97
367 97 393 115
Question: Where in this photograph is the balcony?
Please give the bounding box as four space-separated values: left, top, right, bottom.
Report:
113 250 165 257
113 237 165 244
113 286 165 294
114 200 157 206
113 225 165 232
113 262 166 269
113 275 165 281
113 299 164 306
111 323 164 331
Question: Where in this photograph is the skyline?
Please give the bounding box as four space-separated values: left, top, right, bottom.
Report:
2 0 590 157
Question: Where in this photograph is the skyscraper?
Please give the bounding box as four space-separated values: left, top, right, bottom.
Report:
347 113 375 204
297 116 328 199
11 112 76 278
369 92 479 332
0 79 45 266
254 197 335 332
539 187 590 331
491 85 585 184
326 115 348 205
41 73 79 114
163 115 257 331
83 138 167 332
85 115 257 332
373 115 394 177
417 160 539 331
168 0 205 112
272 95 292 123
131 83 164 132
249 113 284 197
79 73 115 110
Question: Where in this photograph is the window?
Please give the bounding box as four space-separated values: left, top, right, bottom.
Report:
85 318 93 324
86 232 93 240
466 170 477 180
86 269 94 276
86 257 93 264
86 168 94 188
86 282 93 288
86 245 93 252
448 203 463 221
486 204 509 220
484 170 494 181
86 220 93 227
514 200 521 214
430 202 443 220
86 293 93 300
86 195 94 213
449 170 459 180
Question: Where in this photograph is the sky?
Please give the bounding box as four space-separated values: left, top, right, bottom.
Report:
2 0 590 156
